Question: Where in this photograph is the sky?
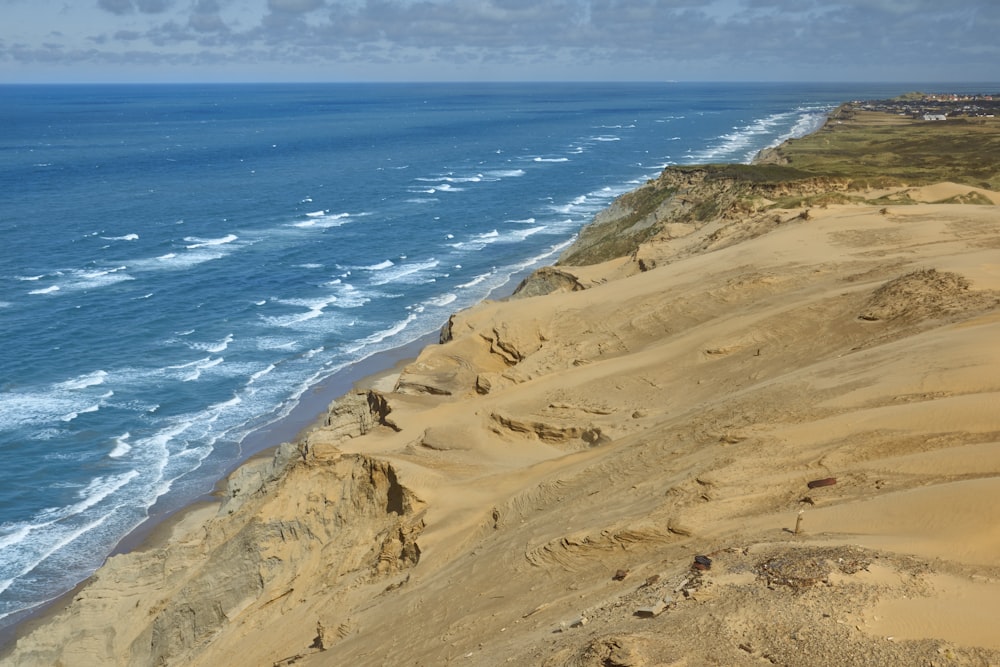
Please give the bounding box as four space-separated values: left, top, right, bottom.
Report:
0 0 997 83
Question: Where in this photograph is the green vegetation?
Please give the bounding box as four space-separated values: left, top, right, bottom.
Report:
673 163 812 183
933 191 995 205
557 106 999 267
555 183 679 265
770 112 1000 190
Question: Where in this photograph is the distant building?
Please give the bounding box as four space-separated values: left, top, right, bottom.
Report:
923 114 947 121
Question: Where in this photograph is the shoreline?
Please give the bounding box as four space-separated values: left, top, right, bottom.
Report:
0 263 537 655
6 96 1000 664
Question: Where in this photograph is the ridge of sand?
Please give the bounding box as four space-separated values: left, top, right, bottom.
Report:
4 118 1000 667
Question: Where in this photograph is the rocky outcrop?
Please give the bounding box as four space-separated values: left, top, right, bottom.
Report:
490 411 609 448
858 268 1000 324
396 311 549 397
511 266 587 298
324 389 398 438
9 446 424 667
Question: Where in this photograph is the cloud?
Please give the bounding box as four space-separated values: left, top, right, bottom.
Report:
6 0 999 81
97 0 171 14
136 0 172 12
97 0 134 15
188 0 228 33
268 0 325 13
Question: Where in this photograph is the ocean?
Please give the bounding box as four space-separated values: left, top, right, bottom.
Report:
0 81 977 632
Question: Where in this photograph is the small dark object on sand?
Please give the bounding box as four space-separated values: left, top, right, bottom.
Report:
613 569 629 581
807 477 837 489
692 555 712 571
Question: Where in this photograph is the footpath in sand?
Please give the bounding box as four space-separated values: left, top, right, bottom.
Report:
5 104 1000 667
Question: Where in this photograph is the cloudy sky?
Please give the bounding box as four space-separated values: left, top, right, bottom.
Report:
1 0 997 83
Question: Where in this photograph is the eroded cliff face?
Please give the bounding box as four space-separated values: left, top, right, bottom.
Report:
9 423 424 667
555 165 856 269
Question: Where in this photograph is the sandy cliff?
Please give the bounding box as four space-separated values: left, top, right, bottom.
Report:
5 109 1000 666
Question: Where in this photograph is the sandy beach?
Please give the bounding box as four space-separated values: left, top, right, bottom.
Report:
4 102 1000 666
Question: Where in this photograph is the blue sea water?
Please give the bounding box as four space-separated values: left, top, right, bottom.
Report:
0 81 982 630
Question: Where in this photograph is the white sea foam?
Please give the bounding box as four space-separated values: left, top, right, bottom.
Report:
367 259 440 286
457 270 496 289
188 333 234 354
292 212 352 229
182 357 224 382
485 169 525 178
0 379 117 430
510 226 546 240
253 337 299 351
248 364 277 383
415 174 482 183
0 511 115 608
344 313 419 353
426 293 457 308
57 370 108 391
329 283 370 309
448 230 500 251
77 472 140 514
29 285 60 295
0 526 33 553
69 266 134 290
533 157 570 163
208 396 242 412
60 402 102 422
264 297 335 327
167 356 212 371
258 286 368 329
753 107 831 159
507 217 536 224
362 260 394 271
18 274 44 281
184 234 238 249
100 233 139 241
590 135 621 142
109 433 132 458
516 237 576 269
127 244 230 272
686 110 807 164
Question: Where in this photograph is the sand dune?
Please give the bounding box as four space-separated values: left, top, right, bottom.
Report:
5 113 1000 666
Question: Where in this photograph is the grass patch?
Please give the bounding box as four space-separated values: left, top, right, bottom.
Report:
934 191 995 205
769 111 1000 190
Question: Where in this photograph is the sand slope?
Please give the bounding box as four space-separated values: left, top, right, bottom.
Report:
5 181 1000 666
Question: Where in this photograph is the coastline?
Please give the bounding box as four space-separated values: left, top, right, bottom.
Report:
0 263 537 656
7 96 1000 665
